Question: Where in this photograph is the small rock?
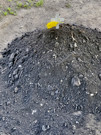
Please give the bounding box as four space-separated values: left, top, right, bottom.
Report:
11 127 16 133
69 44 73 49
32 109 37 115
74 42 77 48
76 121 79 124
42 125 50 131
9 74 12 78
73 111 82 116
13 69 18 75
51 92 54 96
55 42 59 47
98 74 101 80
16 50 19 54
82 39 86 43
6 101 10 106
55 90 59 94
2 117 6 121
90 93 94 97
26 48 29 52
9 62 13 67
63 123 68 128
14 87 19 93
14 74 19 80
18 65 22 68
9 53 15 62
79 74 84 78
53 54 57 59
34 50 37 53
71 76 81 86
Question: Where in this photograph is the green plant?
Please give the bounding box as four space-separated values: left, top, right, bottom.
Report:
7 7 11 12
9 11 16 15
3 11 8 16
17 2 23 8
7 7 16 15
23 3 30 8
35 0 44 7
27 0 33 6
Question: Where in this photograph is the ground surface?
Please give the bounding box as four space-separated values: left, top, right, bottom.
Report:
0 0 101 135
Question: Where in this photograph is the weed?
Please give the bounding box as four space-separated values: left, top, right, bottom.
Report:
27 0 33 6
7 7 11 12
9 11 16 15
7 7 17 15
23 2 30 8
3 11 8 16
17 2 23 8
35 0 44 7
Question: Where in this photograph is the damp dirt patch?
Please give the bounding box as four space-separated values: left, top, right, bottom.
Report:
0 24 101 135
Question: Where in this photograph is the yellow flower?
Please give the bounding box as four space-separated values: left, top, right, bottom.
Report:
46 21 59 29
46 14 64 29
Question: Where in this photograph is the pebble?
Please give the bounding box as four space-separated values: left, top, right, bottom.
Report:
32 109 37 115
9 62 13 67
90 93 94 97
26 48 29 52
18 65 22 68
14 87 19 93
73 111 82 116
2 117 6 121
13 69 18 75
6 101 10 106
82 39 86 43
42 125 50 131
51 92 54 96
76 121 79 124
55 90 59 94
11 127 16 133
69 44 73 49
9 74 12 78
55 42 59 47
98 74 101 80
71 76 81 86
79 74 84 78
34 50 37 53
53 54 57 59
14 74 19 80
9 53 15 62
74 42 77 48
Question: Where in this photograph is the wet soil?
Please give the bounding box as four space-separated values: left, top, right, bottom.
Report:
0 24 101 135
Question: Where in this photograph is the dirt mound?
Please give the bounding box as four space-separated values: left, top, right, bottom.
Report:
0 24 101 135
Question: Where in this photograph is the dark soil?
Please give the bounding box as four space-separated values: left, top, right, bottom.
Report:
0 24 101 135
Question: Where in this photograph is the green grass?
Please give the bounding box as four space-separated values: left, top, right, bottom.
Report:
3 11 8 16
0 0 44 19
16 2 23 8
7 7 16 15
35 0 44 7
